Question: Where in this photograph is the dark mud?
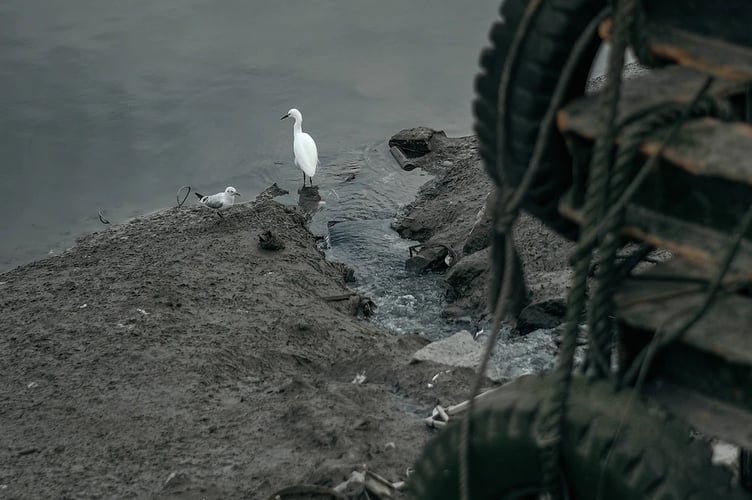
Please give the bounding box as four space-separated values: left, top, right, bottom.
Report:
0 193 495 499
1 127 577 499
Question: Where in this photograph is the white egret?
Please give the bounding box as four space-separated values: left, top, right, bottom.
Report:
280 108 319 187
194 186 241 218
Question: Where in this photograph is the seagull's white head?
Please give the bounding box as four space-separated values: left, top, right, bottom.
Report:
280 108 302 123
225 186 240 197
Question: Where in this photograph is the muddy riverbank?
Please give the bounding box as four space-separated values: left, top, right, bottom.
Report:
0 189 500 499
0 127 576 499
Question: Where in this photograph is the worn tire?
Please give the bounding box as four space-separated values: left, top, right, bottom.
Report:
408 374 746 499
474 0 607 240
742 448 752 492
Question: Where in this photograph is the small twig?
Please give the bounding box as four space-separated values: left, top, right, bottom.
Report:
176 185 191 208
365 470 399 498
98 210 110 224
445 387 500 416
423 417 447 429
434 405 450 422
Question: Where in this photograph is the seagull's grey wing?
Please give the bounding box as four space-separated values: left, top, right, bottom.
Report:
204 195 225 209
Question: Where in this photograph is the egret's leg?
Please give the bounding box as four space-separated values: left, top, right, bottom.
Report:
302 172 306 187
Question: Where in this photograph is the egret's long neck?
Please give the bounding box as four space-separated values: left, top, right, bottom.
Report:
293 117 302 134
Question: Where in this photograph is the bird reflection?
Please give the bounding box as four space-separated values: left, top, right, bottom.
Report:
297 185 324 217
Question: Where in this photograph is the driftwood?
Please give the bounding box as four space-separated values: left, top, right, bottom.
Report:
423 386 505 429
322 292 377 317
390 145 417 171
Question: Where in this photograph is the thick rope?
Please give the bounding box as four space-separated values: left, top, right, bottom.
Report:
460 5 610 499
584 91 726 376
572 79 731 262
536 0 638 496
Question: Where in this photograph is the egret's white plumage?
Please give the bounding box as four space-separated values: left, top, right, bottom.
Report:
281 108 319 187
194 186 240 218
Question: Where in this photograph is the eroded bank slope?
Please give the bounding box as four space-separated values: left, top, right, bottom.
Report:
0 196 490 499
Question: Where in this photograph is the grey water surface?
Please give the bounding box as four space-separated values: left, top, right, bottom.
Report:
2 1 611 371
0 0 501 270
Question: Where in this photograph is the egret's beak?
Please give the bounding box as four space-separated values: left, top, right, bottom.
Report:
280 113 290 120
234 192 241 197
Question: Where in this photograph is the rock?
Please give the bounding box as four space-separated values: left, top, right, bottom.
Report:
405 243 454 274
446 249 488 300
388 127 445 158
255 182 289 202
462 206 493 255
411 331 502 381
516 299 567 335
525 269 573 304
445 245 528 320
258 230 285 251
388 125 575 323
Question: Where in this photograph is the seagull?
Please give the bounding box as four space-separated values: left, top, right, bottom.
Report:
194 186 240 218
281 108 319 187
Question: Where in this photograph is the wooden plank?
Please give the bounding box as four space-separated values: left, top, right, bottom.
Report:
561 101 752 187
645 381 752 449
557 65 745 139
614 263 752 367
649 26 752 82
559 200 752 279
642 0 752 49
641 118 752 186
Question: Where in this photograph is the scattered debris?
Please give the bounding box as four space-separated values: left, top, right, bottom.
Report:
98 210 111 224
433 405 449 422
136 308 149 316
351 371 367 384
389 145 417 171
175 185 191 207
78 303 88 309
322 292 376 317
423 386 505 429
364 470 400 498
161 470 196 492
406 242 457 274
26 381 38 389
333 470 366 497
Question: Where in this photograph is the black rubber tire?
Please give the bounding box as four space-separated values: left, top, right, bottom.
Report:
474 0 607 240
741 448 752 492
408 374 746 499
